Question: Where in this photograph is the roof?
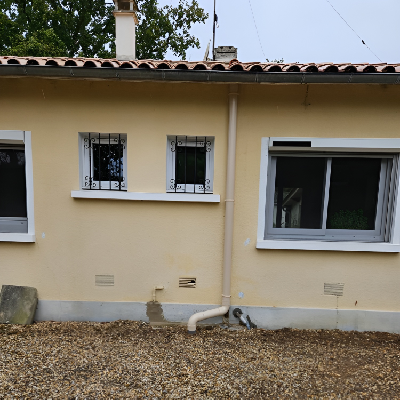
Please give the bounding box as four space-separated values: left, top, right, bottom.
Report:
1 56 399 73
1 56 400 85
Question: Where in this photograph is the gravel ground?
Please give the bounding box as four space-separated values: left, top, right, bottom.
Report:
0 321 399 399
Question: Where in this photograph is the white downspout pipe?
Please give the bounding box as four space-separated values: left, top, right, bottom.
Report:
188 84 239 334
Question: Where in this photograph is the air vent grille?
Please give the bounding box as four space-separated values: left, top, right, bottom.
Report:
95 275 114 286
324 283 344 296
179 277 196 288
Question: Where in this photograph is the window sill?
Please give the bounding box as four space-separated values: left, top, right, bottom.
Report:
0 233 35 243
71 190 220 203
256 240 400 253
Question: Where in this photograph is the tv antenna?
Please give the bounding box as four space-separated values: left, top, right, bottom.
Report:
203 40 211 61
212 0 218 61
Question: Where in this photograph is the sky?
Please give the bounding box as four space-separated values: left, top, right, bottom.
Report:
158 0 399 64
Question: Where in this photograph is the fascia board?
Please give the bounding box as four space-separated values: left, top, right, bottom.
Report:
1 65 400 85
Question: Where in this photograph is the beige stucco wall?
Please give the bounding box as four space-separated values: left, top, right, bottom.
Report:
1 77 400 313
233 84 400 312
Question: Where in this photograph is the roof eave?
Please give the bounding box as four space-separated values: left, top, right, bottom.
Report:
1 65 400 85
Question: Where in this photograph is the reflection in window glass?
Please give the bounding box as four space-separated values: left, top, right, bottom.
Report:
274 157 325 229
327 158 381 230
0 149 26 217
176 146 206 185
92 144 124 182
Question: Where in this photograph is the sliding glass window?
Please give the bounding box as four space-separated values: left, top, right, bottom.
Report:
266 154 392 242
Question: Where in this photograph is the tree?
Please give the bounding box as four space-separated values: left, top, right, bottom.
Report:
136 0 208 60
2 26 67 57
0 12 22 54
0 0 208 59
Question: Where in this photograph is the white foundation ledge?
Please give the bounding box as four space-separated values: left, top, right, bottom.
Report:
71 190 220 203
0 233 35 243
256 239 400 253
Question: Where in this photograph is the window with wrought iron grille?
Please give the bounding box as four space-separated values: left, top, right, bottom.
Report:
80 133 127 191
166 136 214 194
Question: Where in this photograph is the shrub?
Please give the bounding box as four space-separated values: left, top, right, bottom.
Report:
329 209 369 230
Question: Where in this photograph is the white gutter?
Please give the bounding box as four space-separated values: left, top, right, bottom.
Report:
188 84 239 334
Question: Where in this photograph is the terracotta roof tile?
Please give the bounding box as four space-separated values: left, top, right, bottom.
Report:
1 56 399 74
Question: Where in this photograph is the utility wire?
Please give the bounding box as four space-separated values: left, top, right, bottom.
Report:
324 0 382 62
248 0 266 60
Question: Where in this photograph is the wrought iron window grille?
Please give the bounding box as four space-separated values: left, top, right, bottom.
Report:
167 136 214 194
82 133 127 191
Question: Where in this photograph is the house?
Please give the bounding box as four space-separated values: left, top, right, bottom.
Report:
1 1 400 334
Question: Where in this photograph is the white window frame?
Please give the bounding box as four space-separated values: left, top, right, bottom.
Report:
0 130 35 242
257 138 400 252
166 136 214 194
79 133 127 191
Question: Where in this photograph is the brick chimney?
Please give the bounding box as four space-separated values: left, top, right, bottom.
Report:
113 0 138 60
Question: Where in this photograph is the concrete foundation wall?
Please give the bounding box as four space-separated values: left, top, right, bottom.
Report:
35 300 400 334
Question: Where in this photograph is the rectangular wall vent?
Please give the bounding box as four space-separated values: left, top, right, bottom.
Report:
95 275 114 286
179 277 196 288
324 283 344 296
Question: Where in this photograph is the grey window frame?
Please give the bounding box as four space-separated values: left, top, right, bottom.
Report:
265 152 393 243
0 130 35 242
0 145 27 233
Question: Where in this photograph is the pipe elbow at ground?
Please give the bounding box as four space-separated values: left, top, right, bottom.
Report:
187 306 229 334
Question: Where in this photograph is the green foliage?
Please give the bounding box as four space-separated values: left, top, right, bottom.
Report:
0 0 208 59
7 28 67 57
329 209 369 230
136 0 208 60
0 12 22 53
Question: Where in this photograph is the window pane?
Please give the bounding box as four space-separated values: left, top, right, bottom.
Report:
0 149 27 217
176 146 206 185
274 157 325 229
327 158 381 230
92 144 123 182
